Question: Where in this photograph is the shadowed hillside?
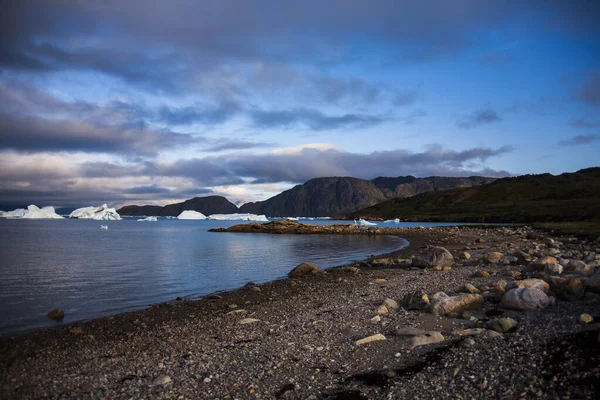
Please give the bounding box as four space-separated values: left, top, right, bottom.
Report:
118 196 238 217
346 168 600 223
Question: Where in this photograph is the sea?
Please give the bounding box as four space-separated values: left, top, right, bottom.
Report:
0 218 464 336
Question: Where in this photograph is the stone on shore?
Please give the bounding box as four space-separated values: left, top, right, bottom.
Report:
579 314 594 325
491 317 518 333
402 290 430 311
566 260 592 277
500 288 551 310
47 308 64 321
429 293 484 315
239 318 261 325
531 256 558 271
486 252 504 264
153 375 172 385
506 278 550 293
355 334 386 346
585 270 600 293
288 262 320 278
460 283 480 294
408 331 445 348
544 263 563 275
412 246 454 269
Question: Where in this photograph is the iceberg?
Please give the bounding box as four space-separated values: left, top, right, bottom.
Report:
137 216 158 222
69 204 122 220
0 208 27 218
286 217 299 221
354 219 377 226
384 218 401 223
21 205 64 219
177 210 207 220
208 213 268 221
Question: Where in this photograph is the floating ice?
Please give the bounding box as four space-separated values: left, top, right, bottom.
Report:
100 225 108 230
69 204 122 220
384 218 401 223
287 217 299 221
0 208 27 218
137 216 158 222
19 205 64 219
177 210 207 220
354 219 377 226
208 213 268 221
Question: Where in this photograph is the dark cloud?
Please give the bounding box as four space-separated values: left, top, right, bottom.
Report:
576 73 600 109
203 139 275 152
249 108 386 131
457 108 502 129
569 119 598 129
559 134 600 146
0 114 195 155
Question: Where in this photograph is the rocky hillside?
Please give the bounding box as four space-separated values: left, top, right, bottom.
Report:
347 168 600 223
118 196 238 217
240 177 387 217
372 176 496 199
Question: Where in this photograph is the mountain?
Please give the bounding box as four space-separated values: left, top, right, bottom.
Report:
240 177 386 217
346 168 600 223
118 196 238 217
239 175 494 217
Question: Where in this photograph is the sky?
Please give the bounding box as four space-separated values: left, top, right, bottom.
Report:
0 0 599 208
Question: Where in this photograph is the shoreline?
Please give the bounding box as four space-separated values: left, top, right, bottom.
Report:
1 224 599 398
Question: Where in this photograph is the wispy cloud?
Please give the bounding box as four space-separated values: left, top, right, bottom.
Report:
457 108 502 129
559 134 600 146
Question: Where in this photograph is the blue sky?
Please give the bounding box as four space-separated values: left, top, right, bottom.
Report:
0 1 599 207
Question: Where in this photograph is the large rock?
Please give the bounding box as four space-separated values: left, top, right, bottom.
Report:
402 290 430 311
288 262 320 278
355 334 386 346
408 332 445 348
429 293 484 315
47 308 64 321
485 252 504 264
506 278 550 293
412 246 454 269
566 260 593 277
500 288 551 310
531 256 558 271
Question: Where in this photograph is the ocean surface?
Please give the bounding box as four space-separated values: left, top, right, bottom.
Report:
0 218 462 336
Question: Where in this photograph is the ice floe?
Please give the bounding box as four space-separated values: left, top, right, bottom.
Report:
354 219 377 226
0 208 27 218
384 218 401 223
14 205 64 219
208 213 268 221
137 216 158 222
69 204 122 220
100 225 108 230
177 210 207 220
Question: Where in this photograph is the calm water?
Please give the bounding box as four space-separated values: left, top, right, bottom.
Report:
0 218 414 336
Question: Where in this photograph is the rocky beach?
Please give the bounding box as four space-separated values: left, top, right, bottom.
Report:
1 221 599 399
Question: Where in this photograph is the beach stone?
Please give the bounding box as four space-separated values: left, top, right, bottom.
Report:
339 266 360 274
355 334 386 346
408 331 445 348
370 315 381 323
460 252 471 260
402 290 430 311
429 293 484 315
47 308 64 321
239 318 261 325
382 298 398 310
579 313 594 324
544 263 563 275
531 256 558 271
566 278 585 299
491 317 518 333
153 375 172 385
394 327 427 336
584 270 600 293
486 252 504 264
566 260 593 277
288 262 320 278
514 251 532 263
473 271 491 278
500 288 550 310
412 246 454 269
460 283 480 294
377 305 389 315
374 279 386 284
506 278 550 293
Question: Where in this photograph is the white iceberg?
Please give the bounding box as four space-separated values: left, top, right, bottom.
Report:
384 218 401 223
0 208 27 218
137 216 158 222
100 225 108 230
177 210 207 220
354 219 377 226
20 205 64 219
69 204 122 220
286 217 299 221
208 213 268 221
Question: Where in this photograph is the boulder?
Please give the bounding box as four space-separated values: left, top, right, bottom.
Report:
460 283 480 294
408 331 445 348
531 256 558 271
355 334 386 346
544 263 563 275
490 317 518 333
486 252 504 264
429 293 484 315
47 308 64 321
500 288 551 310
514 250 532 263
585 270 600 293
566 260 593 277
412 246 454 269
402 290 430 311
506 278 550 293
288 262 320 278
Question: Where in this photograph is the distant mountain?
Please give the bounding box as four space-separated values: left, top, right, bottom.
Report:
240 177 387 217
372 176 496 199
118 196 238 217
346 168 600 223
